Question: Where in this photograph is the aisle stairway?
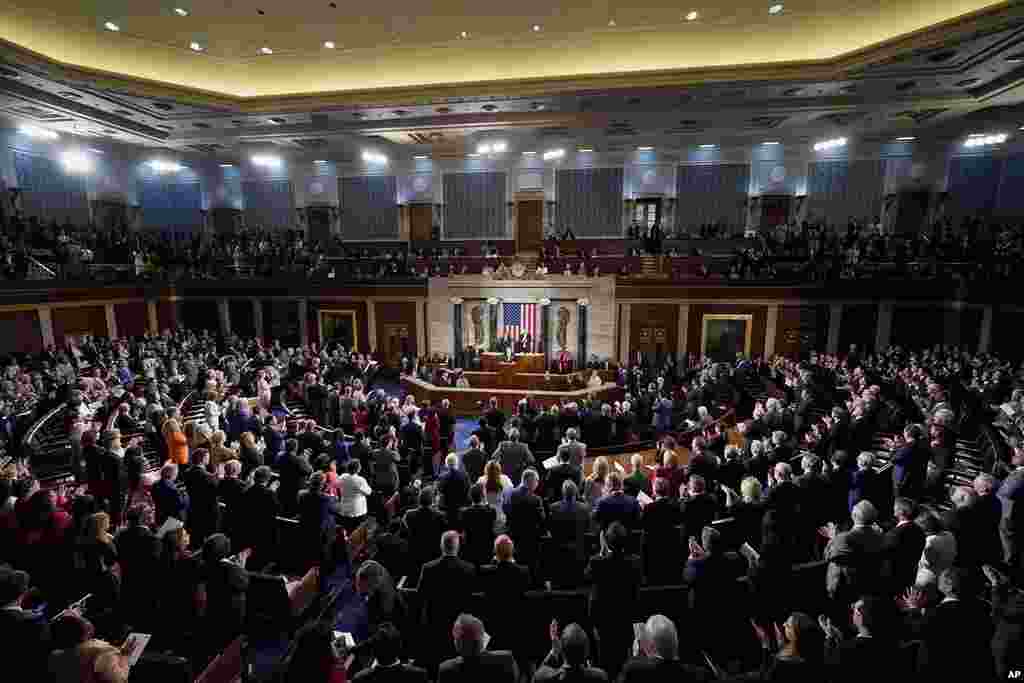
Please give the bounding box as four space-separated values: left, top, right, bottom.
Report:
637 255 668 279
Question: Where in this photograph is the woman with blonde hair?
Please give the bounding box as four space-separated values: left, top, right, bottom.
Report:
238 430 262 477
209 429 237 467
163 418 189 465
74 512 119 609
654 437 685 497
477 459 513 532
583 456 611 504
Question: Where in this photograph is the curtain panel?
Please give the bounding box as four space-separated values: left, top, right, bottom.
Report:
556 167 624 237
675 164 750 232
806 159 885 227
242 179 295 230
340 175 399 239
443 171 506 239
138 175 203 233
13 151 90 226
947 156 1002 221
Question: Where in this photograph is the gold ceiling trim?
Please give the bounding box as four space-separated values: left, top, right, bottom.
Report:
0 3 1019 112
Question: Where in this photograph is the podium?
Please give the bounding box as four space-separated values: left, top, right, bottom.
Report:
480 352 545 373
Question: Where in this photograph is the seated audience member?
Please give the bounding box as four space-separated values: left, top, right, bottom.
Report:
618 615 707 682
534 622 608 682
585 522 642 678
438 613 519 683
593 471 641 533
460 485 497 566
352 622 428 683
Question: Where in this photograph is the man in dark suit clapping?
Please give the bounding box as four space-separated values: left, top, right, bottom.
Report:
438 613 518 683
883 497 926 594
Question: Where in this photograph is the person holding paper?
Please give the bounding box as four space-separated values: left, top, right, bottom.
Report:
543 448 582 505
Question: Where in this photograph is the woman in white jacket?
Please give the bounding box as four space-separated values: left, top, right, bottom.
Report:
337 460 373 532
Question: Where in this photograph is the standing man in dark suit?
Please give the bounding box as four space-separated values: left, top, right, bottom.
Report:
184 449 220 548
372 436 401 499
404 487 447 580
436 454 470 524
890 424 929 501
492 428 534 485
480 536 532 668
460 485 497 566
642 477 684 585
678 475 718 542
883 497 926 594
438 613 519 683
547 481 591 587
438 399 455 453
824 500 886 607
503 469 546 572
152 462 189 526
585 522 643 678
419 532 477 670
823 596 901 682
0 566 51 674
593 471 642 533
618 614 707 683
278 439 313 517
459 436 487 484
556 428 587 468
997 442 1024 576
297 472 341 569
914 568 994 680
544 448 583 504
241 466 280 571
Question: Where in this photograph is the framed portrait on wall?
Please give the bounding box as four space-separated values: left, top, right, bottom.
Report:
701 314 753 362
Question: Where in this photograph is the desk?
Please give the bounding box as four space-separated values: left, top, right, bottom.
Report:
481 352 545 373
401 377 623 415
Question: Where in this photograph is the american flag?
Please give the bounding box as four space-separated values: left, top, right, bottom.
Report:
503 302 538 351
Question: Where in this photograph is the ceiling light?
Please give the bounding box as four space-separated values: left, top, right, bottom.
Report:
87 148 104 155
459 30 469 38
477 144 491 155
762 141 780 145
189 41 204 52
219 163 234 168
813 137 848 151
18 124 59 140
104 21 120 32
174 8 189 16
260 46 273 54
362 151 387 164
685 10 699 21
532 24 541 32
636 146 654 151
543 149 565 160
61 150 93 174
522 151 537 155
964 133 1007 148
251 154 282 167
768 4 784 15
323 41 335 49
148 160 183 173
467 153 481 158
313 159 328 163
413 155 429 159
577 147 593 153
607 19 617 27
699 143 717 148
896 136 916 142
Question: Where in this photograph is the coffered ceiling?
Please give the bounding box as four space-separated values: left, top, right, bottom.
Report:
1 1 1024 159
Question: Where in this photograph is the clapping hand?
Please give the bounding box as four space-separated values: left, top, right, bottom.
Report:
898 587 925 611
818 522 837 540
688 537 707 561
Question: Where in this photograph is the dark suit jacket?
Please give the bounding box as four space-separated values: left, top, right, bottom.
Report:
585 551 643 623
918 598 994 678
617 656 708 682
404 507 448 574
418 555 476 627
679 493 718 540
825 525 886 600
480 561 531 648
353 663 429 683
460 504 497 564
891 441 929 499
152 478 189 525
593 492 641 531
546 463 584 502
240 483 280 551
460 448 487 483
826 636 902 682
1 607 50 672
503 486 546 553
548 500 592 558
534 664 608 682
438 651 519 683
883 521 926 592
437 467 470 514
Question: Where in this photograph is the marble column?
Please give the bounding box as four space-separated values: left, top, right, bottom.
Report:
875 302 893 352
577 303 588 365
38 307 54 348
366 299 377 354
453 302 463 361
978 305 993 354
764 305 779 360
105 304 118 339
218 299 231 338
618 303 631 365
147 301 158 336
827 303 843 355
298 299 308 349
677 303 689 364
252 299 264 341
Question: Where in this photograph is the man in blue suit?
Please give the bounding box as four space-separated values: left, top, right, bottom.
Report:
891 423 929 501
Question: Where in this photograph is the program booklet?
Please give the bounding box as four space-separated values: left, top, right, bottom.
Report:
121 633 151 667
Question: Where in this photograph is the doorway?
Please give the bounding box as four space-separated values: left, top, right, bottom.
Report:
307 206 333 247
382 324 410 367
633 198 662 230
409 204 433 242
759 195 792 230
516 199 544 255
701 314 753 362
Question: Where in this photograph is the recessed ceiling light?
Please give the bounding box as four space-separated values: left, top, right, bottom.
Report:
467 153 481 158
413 155 429 159
532 24 541 32
459 30 469 39
323 41 336 49
313 160 328 164
174 7 189 16
699 143 716 148
685 10 699 21
260 46 273 54
189 42 203 52
87 148 104 154
762 141 780 145
636 146 653 151
607 19 617 27
578 147 593 153
219 163 233 167
896 136 916 141
522 151 537 155
768 4 784 15
104 21 120 32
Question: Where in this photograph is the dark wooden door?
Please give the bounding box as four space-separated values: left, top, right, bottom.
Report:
308 206 332 247
516 200 544 254
410 204 433 242
759 195 792 230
